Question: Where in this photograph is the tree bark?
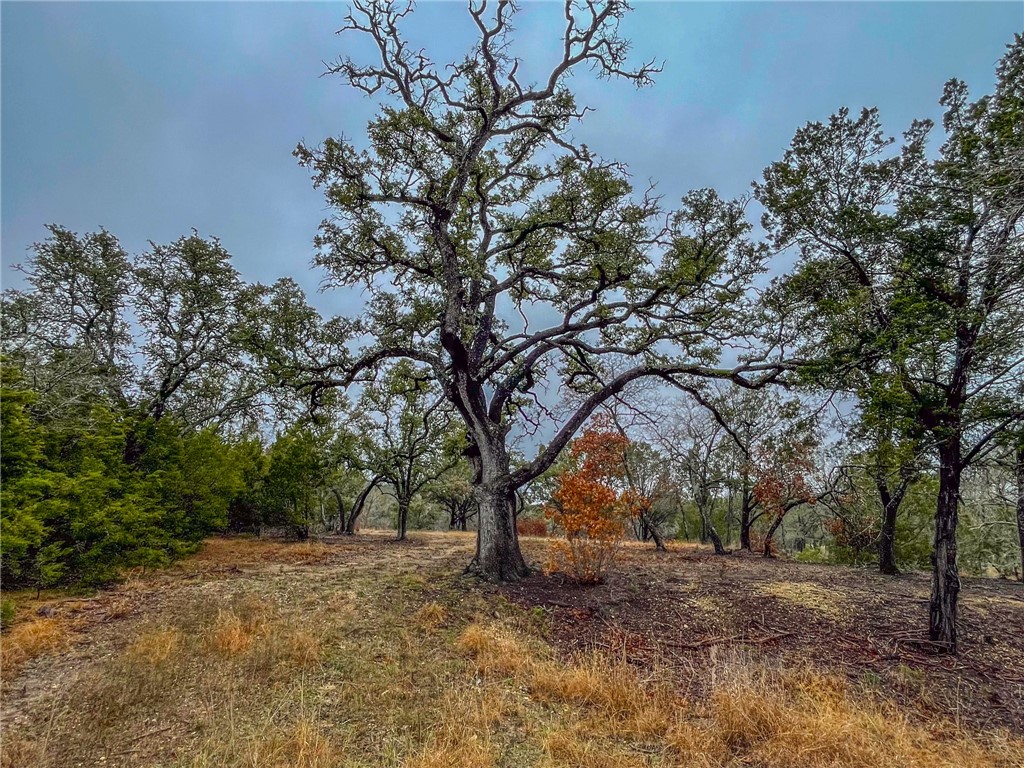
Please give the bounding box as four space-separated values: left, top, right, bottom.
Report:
396 495 410 541
763 515 784 557
647 515 667 551
344 477 381 535
697 494 727 555
1015 444 1023 582
929 440 962 652
678 501 689 540
472 482 530 581
725 480 734 547
877 482 900 575
739 483 754 551
331 488 347 534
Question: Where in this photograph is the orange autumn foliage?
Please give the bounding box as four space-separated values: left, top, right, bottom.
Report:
544 420 647 583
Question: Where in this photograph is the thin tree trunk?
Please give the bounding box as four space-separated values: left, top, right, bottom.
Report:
331 488 347 534
641 510 667 551
678 496 689 540
929 440 962 652
877 480 900 575
740 484 753 551
698 494 727 555
725 479 734 548
763 514 784 557
345 476 381 535
1016 444 1024 583
396 495 410 541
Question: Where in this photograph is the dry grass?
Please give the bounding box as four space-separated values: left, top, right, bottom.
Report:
0 616 69 680
4 534 1023 768
454 620 1024 768
703 666 1022 768
542 729 651 768
125 626 183 664
405 730 495 768
187 537 337 569
755 581 846 618
207 608 260 654
186 715 337 768
456 622 536 677
205 595 271 655
413 601 448 631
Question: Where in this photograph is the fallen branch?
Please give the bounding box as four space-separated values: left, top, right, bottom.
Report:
664 631 792 651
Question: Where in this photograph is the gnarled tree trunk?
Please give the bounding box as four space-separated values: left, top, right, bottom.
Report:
739 482 755 551
396 495 410 541
344 476 381 535
696 490 727 555
473 482 529 581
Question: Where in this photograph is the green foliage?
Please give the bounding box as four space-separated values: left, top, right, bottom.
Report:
0 599 15 631
793 547 831 565
0 366 259 587
260 426 330 538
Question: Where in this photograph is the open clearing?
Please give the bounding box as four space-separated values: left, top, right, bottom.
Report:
2 531 1023 767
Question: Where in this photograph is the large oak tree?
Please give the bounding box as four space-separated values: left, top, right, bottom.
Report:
257 0 782 580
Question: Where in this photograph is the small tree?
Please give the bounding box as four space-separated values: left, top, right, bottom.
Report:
352 361 461 540
427 461 478 532
750 440 820 557
544 420 645 583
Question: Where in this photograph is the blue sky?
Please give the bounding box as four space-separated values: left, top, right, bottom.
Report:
2 1 1020 311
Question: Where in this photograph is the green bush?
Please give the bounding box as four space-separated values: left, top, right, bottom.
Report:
0 371 257 587
1 599 16 630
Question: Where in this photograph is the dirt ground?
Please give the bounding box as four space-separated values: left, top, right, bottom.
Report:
505 539 1024 734
1 531 1022 766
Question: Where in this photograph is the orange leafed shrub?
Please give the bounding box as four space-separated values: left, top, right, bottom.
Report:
544 419 647 583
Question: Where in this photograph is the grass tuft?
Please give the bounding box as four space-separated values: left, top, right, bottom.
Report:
125 626 183 665
0 617 69 679
456 623 533 677
413 601 448 631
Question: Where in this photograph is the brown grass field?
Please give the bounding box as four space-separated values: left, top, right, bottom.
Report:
1 531 1022 767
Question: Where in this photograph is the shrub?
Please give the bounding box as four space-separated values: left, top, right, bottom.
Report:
544 421 645 584
0 599 15 631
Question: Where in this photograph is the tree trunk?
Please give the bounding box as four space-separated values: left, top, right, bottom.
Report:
396 495 410 541
639 510 666 551
472 482 530 581
929 440 962 652
1016 445 1024 583
648 518 666 551
331 488 347 534
725 481 734 547
345 477 380 535
697 496 727 555
763 515 784 557
739 485 754 551
878 484 900 575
